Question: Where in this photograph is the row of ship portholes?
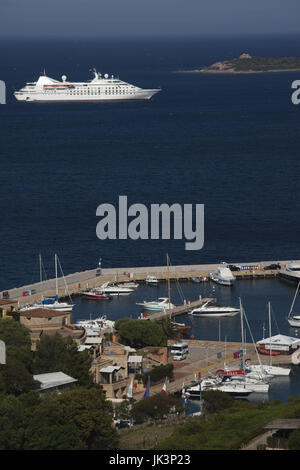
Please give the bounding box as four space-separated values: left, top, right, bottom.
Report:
45 89 134 95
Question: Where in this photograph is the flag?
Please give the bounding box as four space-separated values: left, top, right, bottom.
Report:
161 377 168 394
144 376 150 398
127 377 133 399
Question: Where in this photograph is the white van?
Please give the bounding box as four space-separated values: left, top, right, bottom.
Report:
170 342 189 360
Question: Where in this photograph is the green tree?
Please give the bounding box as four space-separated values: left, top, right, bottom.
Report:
0 358 39 396
0 318 32 370
33 333 93 387
0 391 40 450
131 393 182 422
201 390 235 414
288 428 300 450
23 395 84 450
115 318 167 348
24 388 118 450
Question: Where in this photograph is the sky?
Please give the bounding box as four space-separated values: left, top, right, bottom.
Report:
1 0 300 37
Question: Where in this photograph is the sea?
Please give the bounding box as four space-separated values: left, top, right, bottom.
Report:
1 34 300 404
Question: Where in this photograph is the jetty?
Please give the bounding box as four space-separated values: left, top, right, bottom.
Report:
0 259 297 308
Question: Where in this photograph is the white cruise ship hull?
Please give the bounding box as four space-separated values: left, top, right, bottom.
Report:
15 89 159 102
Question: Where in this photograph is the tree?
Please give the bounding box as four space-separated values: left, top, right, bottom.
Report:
0 318 32 370
288 428 300 450
0 391 41 450
131 393 182 422
24 387 119 450
33 333 93 387
115 318 167 348
0 358 39 396
201 390 234 414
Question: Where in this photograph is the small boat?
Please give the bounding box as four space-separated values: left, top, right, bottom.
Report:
136 297 175 311
210 265 235 286
189 300 240 317
82 289 112 300
171 321 192 335
191 277 201 283
146 276 159 285
116 281 139 289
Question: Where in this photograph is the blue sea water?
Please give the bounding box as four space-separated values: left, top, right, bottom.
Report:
0 35 300 290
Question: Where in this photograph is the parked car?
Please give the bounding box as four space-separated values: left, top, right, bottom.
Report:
263 263 281 270
228 264 240 271
115 420 133 428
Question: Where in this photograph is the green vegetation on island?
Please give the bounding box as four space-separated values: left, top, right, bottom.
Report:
178 53 300 74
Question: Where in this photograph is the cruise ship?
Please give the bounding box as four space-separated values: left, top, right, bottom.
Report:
14 69 161 102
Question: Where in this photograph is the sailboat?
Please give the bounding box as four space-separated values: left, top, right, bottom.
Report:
247 302 291 377
287 280 300 328
20 254 74 312
213 300 270 393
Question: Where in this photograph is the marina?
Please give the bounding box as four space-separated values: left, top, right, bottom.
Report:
1 257 300 407
1 258 297 307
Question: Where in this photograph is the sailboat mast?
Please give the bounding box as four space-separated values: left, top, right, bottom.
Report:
39 253 42 284
55 253 58 298
167 253 171 319
268 301 272 367
239 298 245 374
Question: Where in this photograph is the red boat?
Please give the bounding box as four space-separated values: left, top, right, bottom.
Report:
82 290 112 300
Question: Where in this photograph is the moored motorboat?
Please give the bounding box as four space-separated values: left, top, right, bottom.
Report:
136 297 175 311
189 300 240 317
75 315 114 330
82 289 112 300
145 276 159 285
209 265 235 286
98 282 134 296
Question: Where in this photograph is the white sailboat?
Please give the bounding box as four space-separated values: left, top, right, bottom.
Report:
287 280 300 328
20 254 74 312
247 302 291 377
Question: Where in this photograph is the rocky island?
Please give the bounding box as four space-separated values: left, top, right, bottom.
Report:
178 53 300 74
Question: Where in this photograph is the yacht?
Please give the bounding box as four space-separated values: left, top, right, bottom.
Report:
145 276 159 285
189 300 240 317
246 364 290 377
279 262 300 284
14 69 161 102
115 281 139 289
184 378 252 398
136 297 175 311
20 296 74 312
75 315 114 331
98 282 134 296
210 265 236 286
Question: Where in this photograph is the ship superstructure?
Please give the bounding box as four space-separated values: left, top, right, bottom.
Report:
14 69 160 102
